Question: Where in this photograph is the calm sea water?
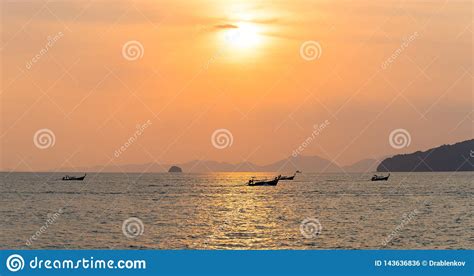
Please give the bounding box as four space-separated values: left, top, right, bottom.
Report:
0 172 472 249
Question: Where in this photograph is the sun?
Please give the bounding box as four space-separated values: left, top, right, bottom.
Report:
222 23 263 50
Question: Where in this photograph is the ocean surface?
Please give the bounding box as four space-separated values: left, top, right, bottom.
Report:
0 172 472 249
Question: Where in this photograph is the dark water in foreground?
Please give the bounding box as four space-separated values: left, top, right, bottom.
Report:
0 172 472 249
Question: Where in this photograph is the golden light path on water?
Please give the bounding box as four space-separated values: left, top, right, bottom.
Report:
1 172 472 249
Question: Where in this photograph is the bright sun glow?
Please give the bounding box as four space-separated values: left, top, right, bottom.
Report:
222 23 263 50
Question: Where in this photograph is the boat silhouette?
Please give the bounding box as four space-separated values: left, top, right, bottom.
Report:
62 174 86 181
371 173 390 181
280 172 296 180
248 175 281 186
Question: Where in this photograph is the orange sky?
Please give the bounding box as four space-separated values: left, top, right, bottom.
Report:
1 0 472 171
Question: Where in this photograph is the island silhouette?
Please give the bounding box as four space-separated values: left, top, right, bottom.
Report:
168 166 183 173
377 139 473 172
45 139 473 173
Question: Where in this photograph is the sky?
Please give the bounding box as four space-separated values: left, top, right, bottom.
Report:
0 0 472 171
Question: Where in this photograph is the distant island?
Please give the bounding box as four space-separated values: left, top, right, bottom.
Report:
377 139 473 172
40 139 472 173
168 166 183 173
52 155 379 173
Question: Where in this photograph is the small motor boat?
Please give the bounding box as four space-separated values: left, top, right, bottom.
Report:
248 176 280 186
371 173 390 181
280 172 296 180
62 174 86 181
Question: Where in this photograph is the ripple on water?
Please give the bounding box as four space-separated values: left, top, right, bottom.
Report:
0 172 472 249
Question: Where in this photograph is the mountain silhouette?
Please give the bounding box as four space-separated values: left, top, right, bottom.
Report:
47 139 473 173
377 139 473 172
343 158 382 173
55 155 375 173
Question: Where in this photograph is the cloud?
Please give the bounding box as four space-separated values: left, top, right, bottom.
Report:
214 24 239 29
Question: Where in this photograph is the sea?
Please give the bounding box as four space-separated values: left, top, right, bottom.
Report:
0 172 472 249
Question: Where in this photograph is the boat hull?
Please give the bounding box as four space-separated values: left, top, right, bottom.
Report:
371 176 389 181
248 179 279 186
62 175 86 181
